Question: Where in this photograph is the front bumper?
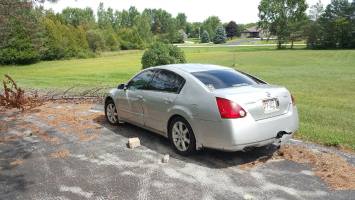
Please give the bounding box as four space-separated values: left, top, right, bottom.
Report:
194 106 299 151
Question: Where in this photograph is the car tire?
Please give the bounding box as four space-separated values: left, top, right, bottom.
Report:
105 99 119 126
168 116 196 156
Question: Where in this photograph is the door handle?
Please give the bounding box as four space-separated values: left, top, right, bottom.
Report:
164 98 173 104
137 95 144 100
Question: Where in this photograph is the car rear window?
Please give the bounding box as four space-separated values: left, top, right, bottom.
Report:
192 70 257 90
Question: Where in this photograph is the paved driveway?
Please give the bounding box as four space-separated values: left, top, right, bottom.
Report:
0 102 354 200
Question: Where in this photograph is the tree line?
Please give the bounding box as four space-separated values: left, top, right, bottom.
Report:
258 0 355 49
1 0 354 65
0 0 242 65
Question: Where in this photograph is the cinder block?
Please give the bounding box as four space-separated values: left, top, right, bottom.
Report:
162 154 169 163
128 137 140 149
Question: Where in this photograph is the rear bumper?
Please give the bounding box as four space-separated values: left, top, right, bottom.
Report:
194 105 299 151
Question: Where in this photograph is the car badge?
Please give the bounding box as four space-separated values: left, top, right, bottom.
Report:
266 92 271 97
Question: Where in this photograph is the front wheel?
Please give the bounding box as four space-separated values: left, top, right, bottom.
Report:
168 117 196 156
105 99 119 125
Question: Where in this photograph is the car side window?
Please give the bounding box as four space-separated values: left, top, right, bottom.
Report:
127 70 155 90
147 70 185 93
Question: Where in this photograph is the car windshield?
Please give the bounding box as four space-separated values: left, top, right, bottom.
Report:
192 69 257 90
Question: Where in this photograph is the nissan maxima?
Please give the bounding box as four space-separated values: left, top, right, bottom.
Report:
105 64 299 155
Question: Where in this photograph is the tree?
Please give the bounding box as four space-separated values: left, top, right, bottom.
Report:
304 0 355 49
117 28 145 50
128 6 140 27
289 19 307 48
189 22 202 38
97 3 116 29
258 0 308 48
309 0 324 21
318 0 353 48
200 30 210 43
213 25 227 44
135 14 154 46
0 0 41 64
225 21 238 39
176 13 187 31
86 30 105 53
150 9 174 34
104 30 119 51
0 17 40 65
141 42 186 69
60 7 95 28
202 16 221 39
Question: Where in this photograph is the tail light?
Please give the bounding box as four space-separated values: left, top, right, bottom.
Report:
291 94 296 105
216 97 247 119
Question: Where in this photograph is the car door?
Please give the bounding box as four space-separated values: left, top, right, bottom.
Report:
142 69 186 133
117 70 155 125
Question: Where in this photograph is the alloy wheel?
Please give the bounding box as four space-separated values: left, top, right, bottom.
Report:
106 103 118 124
172 121 190 152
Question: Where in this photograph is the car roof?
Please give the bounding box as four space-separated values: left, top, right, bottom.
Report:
153 64 232 73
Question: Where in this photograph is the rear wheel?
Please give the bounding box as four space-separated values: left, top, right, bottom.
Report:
168 117 196 156
105 99 119 125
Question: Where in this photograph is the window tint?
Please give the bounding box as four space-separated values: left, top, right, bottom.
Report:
127 70 155 90
192 70 256 90
148 70 185 93
237 70 266 84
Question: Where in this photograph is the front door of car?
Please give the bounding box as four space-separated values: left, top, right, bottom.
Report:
117 70 155 125
143 69 186 133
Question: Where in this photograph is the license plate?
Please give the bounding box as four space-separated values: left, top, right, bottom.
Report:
263 98 279 113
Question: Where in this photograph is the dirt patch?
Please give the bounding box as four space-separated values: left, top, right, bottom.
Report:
19 123 61 144
240 145 355 190
50 149 70 158
32 102 103 142
0 135 22 143
277 145 355 190
0 122 8 132
239 155 275 170
10 159 24 166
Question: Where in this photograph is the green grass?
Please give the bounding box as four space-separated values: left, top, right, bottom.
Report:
1 47 355 150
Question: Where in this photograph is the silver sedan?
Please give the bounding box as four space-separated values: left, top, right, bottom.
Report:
105 64 299 155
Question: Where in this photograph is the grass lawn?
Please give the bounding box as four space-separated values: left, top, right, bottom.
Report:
1 46 354 150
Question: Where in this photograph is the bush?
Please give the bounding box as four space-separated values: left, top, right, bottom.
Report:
117 28 145 50
201 30 210 43
86 29 106 53
213 25 227 44
141 42 186 69
0 27 40 65
0 46 39 65
0 13 40 65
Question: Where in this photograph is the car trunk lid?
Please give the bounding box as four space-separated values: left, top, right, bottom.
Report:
212 84 292 121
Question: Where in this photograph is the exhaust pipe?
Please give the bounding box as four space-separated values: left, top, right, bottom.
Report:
276 131 292 139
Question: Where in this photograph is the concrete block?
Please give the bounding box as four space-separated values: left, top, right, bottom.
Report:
128 137 140 149
162 154 169 163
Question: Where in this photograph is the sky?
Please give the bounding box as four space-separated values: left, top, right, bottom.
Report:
43 0 332 24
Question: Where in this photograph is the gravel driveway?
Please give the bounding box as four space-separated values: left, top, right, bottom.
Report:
0 102 354 200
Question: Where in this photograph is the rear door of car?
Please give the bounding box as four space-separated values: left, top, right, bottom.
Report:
117 69 155 125
142 69 185 133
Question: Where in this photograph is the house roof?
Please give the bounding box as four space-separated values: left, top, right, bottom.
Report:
242 26 260 33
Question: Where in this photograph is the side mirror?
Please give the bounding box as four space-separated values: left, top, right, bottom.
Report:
117 83 127 90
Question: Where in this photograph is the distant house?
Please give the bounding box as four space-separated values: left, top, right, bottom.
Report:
241 27 262 38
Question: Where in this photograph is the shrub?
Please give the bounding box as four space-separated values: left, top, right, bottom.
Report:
141 42 186 69
0 15 40 65
0 46 39 65
213 25 227 44
86 29 105 53
117 28 145 50
201 30 210 43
